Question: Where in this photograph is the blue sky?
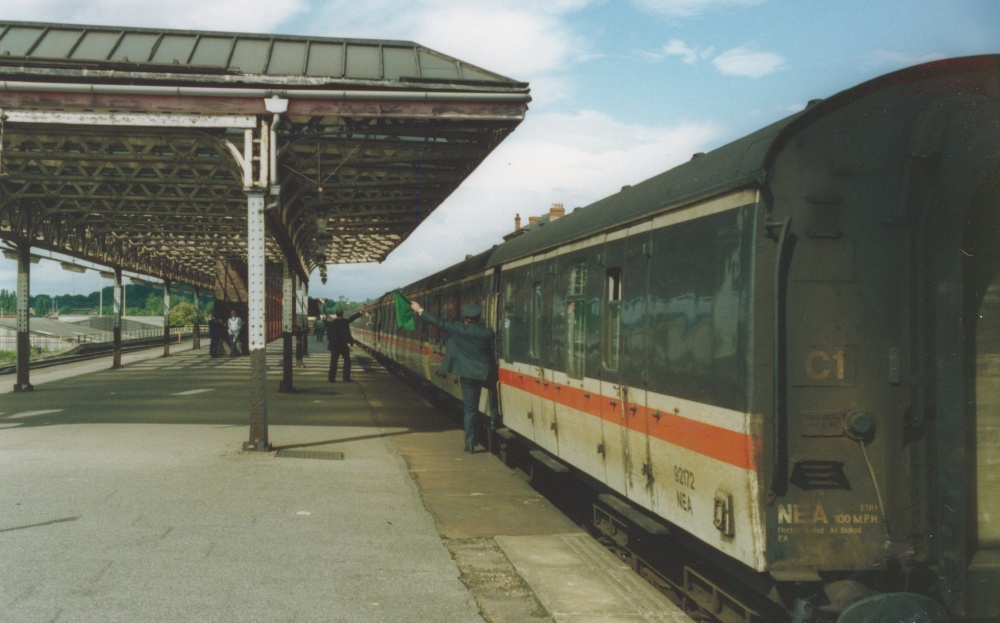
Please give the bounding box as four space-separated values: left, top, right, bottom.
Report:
2 0 998 303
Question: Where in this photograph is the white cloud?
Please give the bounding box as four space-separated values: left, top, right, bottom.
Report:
660 39 699 64
633 0 765 18
3 0 308 32
317 110 724 301
712 45 784 78
306 1 591 87
411 7 584 80
2 0 729 304
644 39 782 81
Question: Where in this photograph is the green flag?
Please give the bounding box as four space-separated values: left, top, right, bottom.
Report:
394 290 415 331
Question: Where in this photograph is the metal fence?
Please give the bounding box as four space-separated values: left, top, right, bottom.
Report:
0 326 195 354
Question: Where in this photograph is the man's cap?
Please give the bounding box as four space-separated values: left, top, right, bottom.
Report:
462 303 481 318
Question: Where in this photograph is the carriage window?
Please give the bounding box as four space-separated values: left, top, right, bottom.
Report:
605 268 622 370
530 281 543 358
501 301 513 360
568 262 586 297
567 262 587 378
501 279 515 361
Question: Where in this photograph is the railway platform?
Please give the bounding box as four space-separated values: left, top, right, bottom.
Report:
0 338 686 623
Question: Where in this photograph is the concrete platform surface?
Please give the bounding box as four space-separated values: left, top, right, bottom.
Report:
0 340 687 623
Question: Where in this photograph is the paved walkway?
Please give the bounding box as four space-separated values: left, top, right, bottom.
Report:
0 341 686 623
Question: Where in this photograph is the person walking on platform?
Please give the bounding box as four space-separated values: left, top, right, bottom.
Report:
409 300 500 453
327 309 362 382
227 310 243 357
208 313 225 357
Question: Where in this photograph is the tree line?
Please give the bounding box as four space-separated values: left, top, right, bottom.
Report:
0 285 212 327
1 288 375 325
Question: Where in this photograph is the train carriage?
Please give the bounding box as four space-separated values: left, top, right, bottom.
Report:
358 55 1000 622
492 187 766 571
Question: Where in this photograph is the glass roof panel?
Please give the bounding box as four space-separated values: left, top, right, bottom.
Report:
0 21 519 85
151 35 196 64
383 46 418 80
189 36 232 68
344 44 382 80
267 41 307 75
71 31 120 60
31 29 81 58
0 26 46 56
305 42 344 77
416 49 460 80
111 33 158 62
229 39 270 73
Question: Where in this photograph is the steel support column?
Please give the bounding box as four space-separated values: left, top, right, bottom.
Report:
193 286 201 350
301 281 309 358
14 243 33 392
296 280 306 366
162 279 171 357
244 190 269 451
279 261 294 393
112 267 122 369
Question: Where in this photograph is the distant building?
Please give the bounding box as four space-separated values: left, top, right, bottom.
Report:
504 203 567 241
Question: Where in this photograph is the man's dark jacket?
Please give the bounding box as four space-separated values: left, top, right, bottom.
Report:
419 310 496 382
326 312 362 349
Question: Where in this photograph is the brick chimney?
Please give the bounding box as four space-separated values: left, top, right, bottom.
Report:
549 203 565 220
528 216 540 226
514 213 521 231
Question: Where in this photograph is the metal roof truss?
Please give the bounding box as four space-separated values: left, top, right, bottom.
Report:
0 95 525 288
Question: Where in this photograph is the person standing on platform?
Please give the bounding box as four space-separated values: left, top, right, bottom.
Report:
409 300 500 453
208 313 225 356
227 309 243 357
326 309 362 382
314 316 325 342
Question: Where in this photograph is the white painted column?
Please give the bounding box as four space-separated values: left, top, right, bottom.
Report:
162 279 171 357
279 260 294 392
245 190 269 451
14 243 33 392
112 268 123 369
192 286 201 350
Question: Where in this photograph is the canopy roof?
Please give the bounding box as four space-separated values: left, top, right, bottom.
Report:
0 21 530 287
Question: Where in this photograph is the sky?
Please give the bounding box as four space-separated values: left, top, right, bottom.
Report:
1 0 998 303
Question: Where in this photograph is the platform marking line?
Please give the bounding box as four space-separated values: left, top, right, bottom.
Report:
6 409 65 420
172 389 215 396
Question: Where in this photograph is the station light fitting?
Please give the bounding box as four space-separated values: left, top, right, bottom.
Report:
0 248 39 262
60 262 87 273
264 96 288 114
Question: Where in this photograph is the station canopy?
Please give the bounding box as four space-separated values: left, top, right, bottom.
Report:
0 21 530 288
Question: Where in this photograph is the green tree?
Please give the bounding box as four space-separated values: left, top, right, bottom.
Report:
32 295 52 317
169 301 198 327
0 289 16 316
147 294 164 315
